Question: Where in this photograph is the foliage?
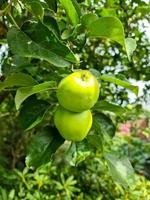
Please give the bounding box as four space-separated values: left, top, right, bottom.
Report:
1 133 150 199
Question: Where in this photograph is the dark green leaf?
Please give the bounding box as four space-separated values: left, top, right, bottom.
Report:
12 56 30 69
26 1 44 20
105 153 135 188
92 113 116 138
22 21 77 63
19 97 50 131
45 0 57 12
93 100 126 115
88 17 125 47
87 135 102 150
101 74 139 96
7 27 71 67
15 81 56 110
26 126 65 168
66 140 91 166
0 72 37 91
43 12 60 38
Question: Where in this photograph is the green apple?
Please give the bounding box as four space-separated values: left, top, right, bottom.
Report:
57 70 100 112
54 106 92 141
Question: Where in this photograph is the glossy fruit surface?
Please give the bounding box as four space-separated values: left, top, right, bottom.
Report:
54 106 92 141
57 70 100 112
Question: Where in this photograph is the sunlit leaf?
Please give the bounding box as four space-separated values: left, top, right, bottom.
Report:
101 74 139 96
59 0 80 26
0 72 37 91
93 100 126 115
88 17 125 47
15 81 56 110
81 13 98 28
125 38 137 61
105 153 135 188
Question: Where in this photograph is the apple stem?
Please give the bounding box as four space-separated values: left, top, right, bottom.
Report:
81 74 86 81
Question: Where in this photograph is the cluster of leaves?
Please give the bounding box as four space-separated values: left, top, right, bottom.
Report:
1 133 150 200
0 90 150 199
0 0 149 190
77 0 150 105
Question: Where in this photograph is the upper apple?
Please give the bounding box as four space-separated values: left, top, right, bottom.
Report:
57 70 100 112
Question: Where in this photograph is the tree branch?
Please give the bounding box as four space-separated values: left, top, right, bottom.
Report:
0 91 9 104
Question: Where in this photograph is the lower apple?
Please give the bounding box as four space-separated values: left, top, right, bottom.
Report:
54 106 92 141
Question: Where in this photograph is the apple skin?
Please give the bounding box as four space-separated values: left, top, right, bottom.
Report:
54 106 92 141
57 70 100 112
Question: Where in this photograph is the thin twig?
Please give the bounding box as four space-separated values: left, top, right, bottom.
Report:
8 12 20 29
0 0 13 16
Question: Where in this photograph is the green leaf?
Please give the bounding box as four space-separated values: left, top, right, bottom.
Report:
59 0 80 26
135 6 150 17
7 27 71 67
26 126 65 168
105 153 135 188
61 28 74 40
21 21 77 63
93 100 126 115
87 135 102 150
125 38 137 61
88 17 125 47
71 0 82 17
15 81 56 110
92 113 116 139
66 140 91 166
100 8 117 17
8 189 15 200
0 72 37 91
0 187 7 200
106 0 116 7
45 0 57 12
43 12 60 38
92 113 116 143
101 74 139 96
26 1 44 20
19 97 50 131
89 68 101 79
81 13 98 28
